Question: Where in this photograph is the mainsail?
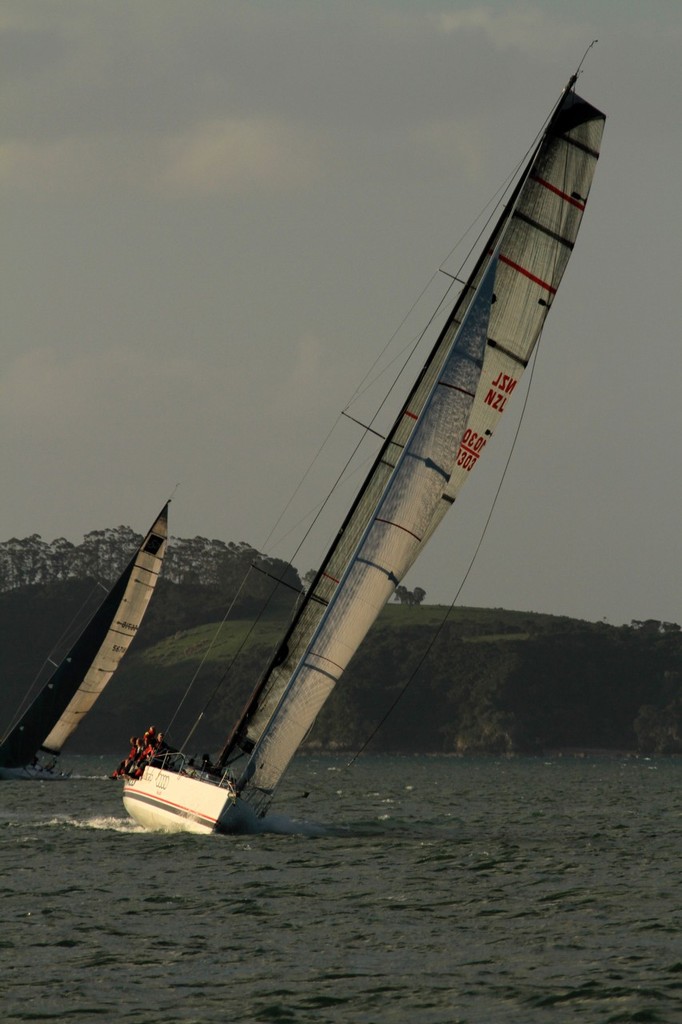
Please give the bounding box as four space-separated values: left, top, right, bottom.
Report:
218 84 606 816
0 504 169 774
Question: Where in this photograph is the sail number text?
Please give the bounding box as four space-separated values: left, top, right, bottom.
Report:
483 371 517 413
456 428 487 471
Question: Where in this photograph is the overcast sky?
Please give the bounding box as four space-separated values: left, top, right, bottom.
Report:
2 0 680 626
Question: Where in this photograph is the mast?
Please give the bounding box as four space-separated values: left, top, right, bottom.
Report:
0 503 169 769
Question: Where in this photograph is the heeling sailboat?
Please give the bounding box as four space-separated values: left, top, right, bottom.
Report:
0 504 169 780
123 77 605 834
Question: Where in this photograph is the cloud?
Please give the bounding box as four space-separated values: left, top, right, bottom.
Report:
0 118 322 198
157 118 321 198
435 4 584 54
0 345 204 431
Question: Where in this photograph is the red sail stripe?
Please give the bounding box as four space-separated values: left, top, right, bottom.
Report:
531 175 586 210
404 410 418 420
499 254 557 294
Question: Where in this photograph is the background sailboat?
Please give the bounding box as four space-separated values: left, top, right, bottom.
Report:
123 76 605 834
0 503 169 780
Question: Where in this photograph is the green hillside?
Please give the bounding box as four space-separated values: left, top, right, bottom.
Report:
2 575 681 761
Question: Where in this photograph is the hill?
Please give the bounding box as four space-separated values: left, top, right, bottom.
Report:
2 576 680 760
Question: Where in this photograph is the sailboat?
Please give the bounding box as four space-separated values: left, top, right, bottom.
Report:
123 76 605 834
0 504 169 780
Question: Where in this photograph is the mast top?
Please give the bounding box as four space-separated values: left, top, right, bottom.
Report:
566 39 598 94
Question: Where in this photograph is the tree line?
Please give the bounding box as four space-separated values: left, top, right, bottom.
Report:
0 527 300 598
1 529 681 758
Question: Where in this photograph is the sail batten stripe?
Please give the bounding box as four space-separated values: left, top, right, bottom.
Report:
375 517 422 542
303 658 341 681
134 565 162 579
355 556 399 585
405 454 449 482
512 209 575 250
530 175 585 210
557 133 601 159
486 338 529 367
498 254 557 294
438 381 476 398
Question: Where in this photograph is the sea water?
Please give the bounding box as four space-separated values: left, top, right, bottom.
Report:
1 755 680 1024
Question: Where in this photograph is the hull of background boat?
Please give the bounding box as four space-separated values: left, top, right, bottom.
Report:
122 765 252 835
0 763 69 781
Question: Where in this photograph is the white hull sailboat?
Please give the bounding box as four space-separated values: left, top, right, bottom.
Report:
123 764 247 835
0 505 169 780
123 75 605 834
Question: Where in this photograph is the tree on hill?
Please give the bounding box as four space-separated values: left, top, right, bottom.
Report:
394 585 426 606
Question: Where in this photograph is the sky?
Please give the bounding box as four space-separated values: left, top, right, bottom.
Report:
2 0 681 627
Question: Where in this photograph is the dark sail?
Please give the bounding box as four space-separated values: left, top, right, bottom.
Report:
0 504 169 772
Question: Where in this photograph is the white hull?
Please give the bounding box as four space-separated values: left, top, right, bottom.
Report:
0 762 69 781
122 764 253 835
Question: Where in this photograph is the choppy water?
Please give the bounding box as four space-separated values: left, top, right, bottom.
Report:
1 754 680 1024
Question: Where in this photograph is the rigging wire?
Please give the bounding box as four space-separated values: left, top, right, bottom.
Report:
165 565 255 742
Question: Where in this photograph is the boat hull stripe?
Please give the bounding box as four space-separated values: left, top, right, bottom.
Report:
123 786 219 829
